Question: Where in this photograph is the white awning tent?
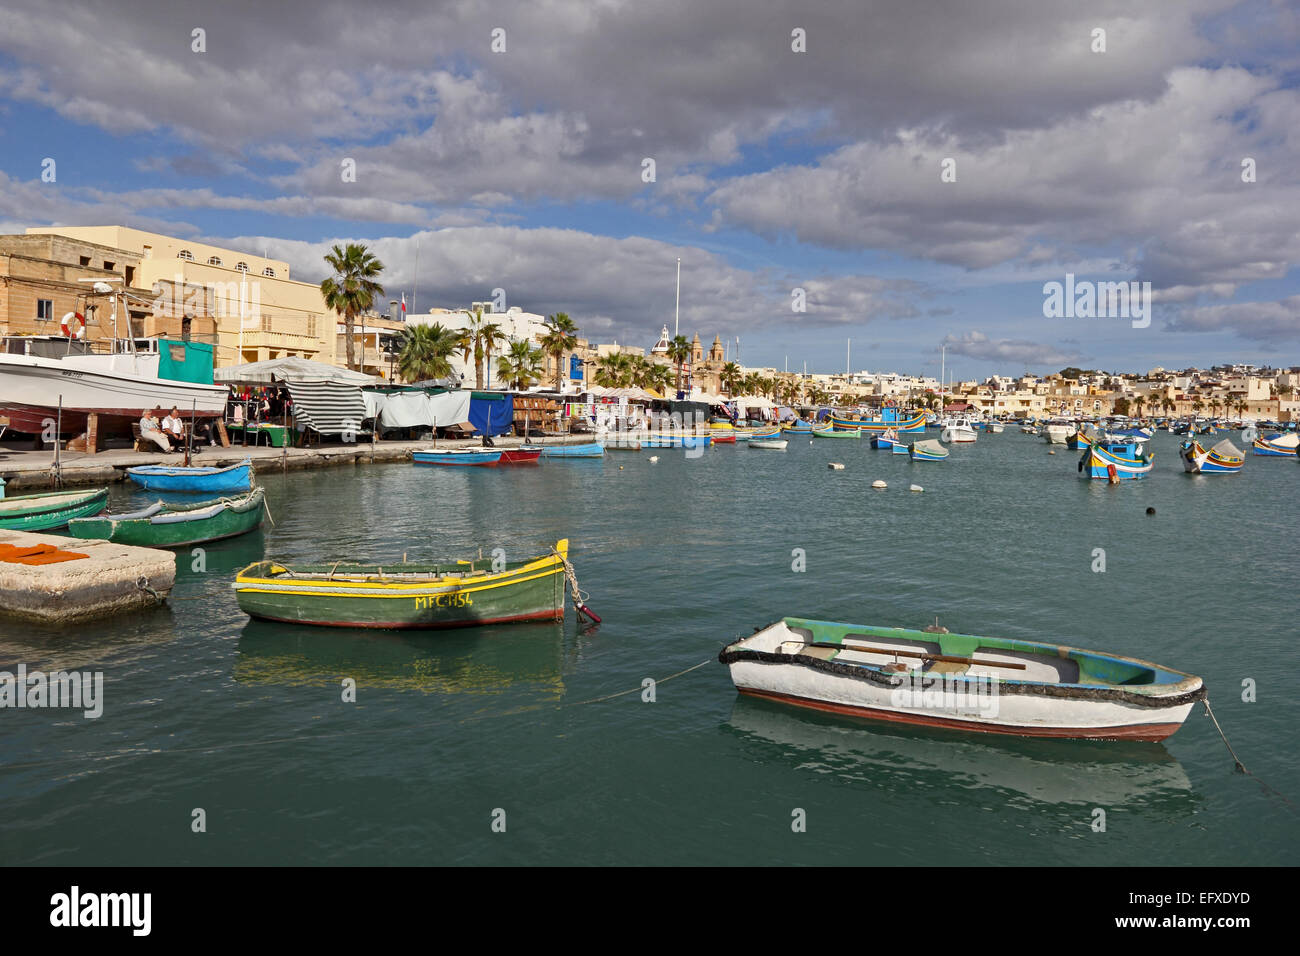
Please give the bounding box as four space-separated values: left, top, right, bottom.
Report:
363 389 472 429
732 395 776 412
215 357 381 386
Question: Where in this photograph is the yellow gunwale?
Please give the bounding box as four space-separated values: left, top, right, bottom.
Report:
234 540 568 593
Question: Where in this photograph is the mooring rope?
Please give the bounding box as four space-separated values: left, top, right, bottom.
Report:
552 545 590 606
1203 698 1294 809
0 657 718 773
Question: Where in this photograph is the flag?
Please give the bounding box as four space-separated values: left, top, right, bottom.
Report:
400 293 407 314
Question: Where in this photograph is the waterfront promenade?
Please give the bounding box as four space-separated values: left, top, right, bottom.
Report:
0 435 592 490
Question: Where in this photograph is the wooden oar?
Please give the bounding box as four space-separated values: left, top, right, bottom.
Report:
811 642 1027 671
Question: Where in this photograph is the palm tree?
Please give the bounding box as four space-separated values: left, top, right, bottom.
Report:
720 362 742 396
496 339 544 390
396 323 461 383
539 312 579 391
643 362 674 394
594 353 632 388
481 321 508 390
463 308 509 390
321 243 385 371
666 334 692 397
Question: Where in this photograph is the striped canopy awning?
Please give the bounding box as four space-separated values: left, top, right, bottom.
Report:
284 380 368 436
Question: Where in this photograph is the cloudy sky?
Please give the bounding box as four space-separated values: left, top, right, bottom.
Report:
1 0 1297 378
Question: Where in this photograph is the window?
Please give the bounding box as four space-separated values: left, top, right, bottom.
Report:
261 315 272 332
37 299 53 321
236 262 249 273
177 249 194 261
207 256 223 266
79 256 91 267
103 261 115 271
306 315 317 338
262 267 276 277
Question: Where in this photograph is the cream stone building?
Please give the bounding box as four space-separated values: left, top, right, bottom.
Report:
18 226 335 368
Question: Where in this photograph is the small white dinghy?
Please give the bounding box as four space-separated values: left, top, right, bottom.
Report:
748 439 788 450
719 617 1204 741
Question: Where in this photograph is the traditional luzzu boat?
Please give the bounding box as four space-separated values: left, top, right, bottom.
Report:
829 407 925 434
233 540 572 629
783 420 814 434
909 439 949 461
748 426 781 441
813 426 860 439
0 487 109 531
126 459 254 493
65 488 265 547
870 428 901 449
540 441 605 458
1080 439 1153 479
718 617 1205 741
1251 432 1299 457
1180 438 1244 475
412 448 502 467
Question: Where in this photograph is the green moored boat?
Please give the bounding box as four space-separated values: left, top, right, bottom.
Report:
233 539 571 629
0 487 109 531
65 488 265 548
812 426 860 439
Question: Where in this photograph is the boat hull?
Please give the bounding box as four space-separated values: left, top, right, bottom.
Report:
0 488 109 531
1082 443 1153 479
0 353 226 435
830 411 925 434
720 618 1203 742
412 450 502 466
813 427 860 439
126 460 254 492
233 541 569 629
498 448 543 465
66 489 265 547
540 443 605 458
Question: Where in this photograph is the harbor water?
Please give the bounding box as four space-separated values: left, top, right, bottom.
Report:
2 430 1297 865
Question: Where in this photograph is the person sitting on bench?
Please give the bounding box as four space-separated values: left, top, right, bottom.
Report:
162 406 185 443
139 407 173 453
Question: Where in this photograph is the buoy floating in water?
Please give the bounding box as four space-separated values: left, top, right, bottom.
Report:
828 462 845 470
648 456 659 463
1146 506 1156 515
1048 450 1056 455
910 484 923 493
872 480 887 489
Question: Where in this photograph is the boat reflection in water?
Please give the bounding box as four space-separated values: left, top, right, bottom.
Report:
724 695 1194 810
234 619 567 700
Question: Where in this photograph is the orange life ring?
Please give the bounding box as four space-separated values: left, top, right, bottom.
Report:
60 311 85 338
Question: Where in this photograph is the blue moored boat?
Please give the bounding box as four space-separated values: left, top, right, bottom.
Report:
126 459 253 493
1180 439 1244 474
783 421 814 434
909 439 949 461
540 442 605 458
412 449 502 467
1080 439 1153 479
1252 433 1298 457
871 429 901 449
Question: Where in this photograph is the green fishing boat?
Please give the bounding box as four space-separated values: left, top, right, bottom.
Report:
233 539 571 629
65 488 265 548
812 426 860 439
0 487 109 531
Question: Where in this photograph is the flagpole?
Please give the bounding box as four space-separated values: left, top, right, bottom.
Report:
411 237 420 315
674 257 680 338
